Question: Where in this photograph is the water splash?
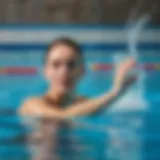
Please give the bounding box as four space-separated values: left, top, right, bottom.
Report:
128 14 150 105
111 15 150 112
128 14 150 60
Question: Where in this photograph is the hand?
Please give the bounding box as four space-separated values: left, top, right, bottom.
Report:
113 57 137 93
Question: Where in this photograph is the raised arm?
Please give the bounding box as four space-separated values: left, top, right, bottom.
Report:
19 58 136 119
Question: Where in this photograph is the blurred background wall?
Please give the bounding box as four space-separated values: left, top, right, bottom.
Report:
0 0 159 23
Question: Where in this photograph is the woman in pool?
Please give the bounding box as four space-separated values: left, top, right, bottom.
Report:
19 37 136 119
18 37 136 160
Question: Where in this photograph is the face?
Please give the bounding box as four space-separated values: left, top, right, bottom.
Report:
44 44 84 94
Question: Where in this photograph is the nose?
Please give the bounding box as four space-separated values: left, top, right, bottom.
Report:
60 65 71 77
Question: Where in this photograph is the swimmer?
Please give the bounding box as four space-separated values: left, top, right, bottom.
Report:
18 37 136 160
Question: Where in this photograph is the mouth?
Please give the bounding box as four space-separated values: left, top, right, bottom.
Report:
61 80 73 88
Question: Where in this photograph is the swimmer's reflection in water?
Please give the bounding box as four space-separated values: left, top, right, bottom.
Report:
18 37 137 160
23 117 75 160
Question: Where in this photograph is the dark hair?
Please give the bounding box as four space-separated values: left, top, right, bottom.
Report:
45 37 82 63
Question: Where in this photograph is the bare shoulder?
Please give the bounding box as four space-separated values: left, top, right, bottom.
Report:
18 96 44 115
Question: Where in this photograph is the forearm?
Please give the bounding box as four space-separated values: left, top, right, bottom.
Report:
63 89 119 118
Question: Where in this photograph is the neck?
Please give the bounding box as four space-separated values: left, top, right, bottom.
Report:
46 88 74 106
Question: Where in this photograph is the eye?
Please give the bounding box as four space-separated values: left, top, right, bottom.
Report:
67 61 77 69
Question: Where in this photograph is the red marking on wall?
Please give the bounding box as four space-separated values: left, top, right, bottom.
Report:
91 64 113 71
90 63 160 71
0 67 38 75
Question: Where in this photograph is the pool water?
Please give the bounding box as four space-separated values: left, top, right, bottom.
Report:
0 49 160 160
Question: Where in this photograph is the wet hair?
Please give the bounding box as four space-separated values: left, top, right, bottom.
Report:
45 37 82 63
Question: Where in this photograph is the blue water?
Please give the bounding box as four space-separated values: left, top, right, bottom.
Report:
0 48 160 160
